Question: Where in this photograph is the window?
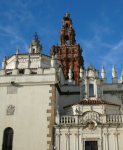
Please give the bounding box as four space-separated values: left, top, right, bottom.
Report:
32 49 35 53
85 141 98 150
89 84 94 97
97 85 100 97
83 85 85 98
2 128 13 150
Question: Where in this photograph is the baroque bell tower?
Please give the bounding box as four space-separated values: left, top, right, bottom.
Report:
50 12 84 85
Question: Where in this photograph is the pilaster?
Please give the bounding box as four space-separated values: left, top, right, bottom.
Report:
85 78 88 99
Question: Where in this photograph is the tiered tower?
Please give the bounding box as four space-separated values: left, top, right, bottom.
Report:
50 12 84 85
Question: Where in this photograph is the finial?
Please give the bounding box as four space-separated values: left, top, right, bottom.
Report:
52 53 55 60
65 12 70 18
119 69 123 83
2 55 6 69
16 49 19 54
31 32 41 44
68 66 73 80
56 106 60 116
51 53 56 68
55 54 57 59
88 63 92 68
80 66 84 79
112 65 117 78
101 66 106 78
3 55 6 61
102 66 104 72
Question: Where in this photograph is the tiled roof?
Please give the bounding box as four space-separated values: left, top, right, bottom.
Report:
63 99 120 108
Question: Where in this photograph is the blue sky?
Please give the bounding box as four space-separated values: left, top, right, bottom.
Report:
0 0 123 83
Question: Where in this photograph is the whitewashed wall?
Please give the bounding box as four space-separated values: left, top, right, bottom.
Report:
0 71 58 150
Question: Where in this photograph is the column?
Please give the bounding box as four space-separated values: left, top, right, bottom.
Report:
65 133 70 150
114 133 119 150
81 128 83 150
74 133 79 150
85 78 88 99
104 133 109 150
95 79 98 99
80 84 83 101
55 133 61 150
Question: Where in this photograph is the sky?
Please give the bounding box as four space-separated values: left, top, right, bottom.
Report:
0 0 123 83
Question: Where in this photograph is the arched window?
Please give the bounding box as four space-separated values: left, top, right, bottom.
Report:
2 127 13 150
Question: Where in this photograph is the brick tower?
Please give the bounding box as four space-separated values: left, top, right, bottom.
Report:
50 12 84 85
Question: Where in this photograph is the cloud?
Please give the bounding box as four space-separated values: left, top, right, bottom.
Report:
101 38 123 65
0 25 29 52
77 21 123 82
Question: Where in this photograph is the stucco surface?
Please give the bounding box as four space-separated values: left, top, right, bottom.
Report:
0 84 52 150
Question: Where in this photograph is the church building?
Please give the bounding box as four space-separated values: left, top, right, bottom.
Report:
0 12 123 150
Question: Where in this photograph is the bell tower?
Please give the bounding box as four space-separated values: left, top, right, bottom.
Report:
29 32 43 54
50 12 84 85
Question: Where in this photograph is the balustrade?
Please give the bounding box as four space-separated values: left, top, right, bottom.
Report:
60 116 76 125
55 114 123 125
106 115 122 123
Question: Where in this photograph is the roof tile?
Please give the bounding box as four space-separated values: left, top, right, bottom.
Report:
63 99 120 108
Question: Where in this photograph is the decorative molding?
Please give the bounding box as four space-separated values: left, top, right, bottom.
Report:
65 132 71 138
103 90 123 94
104 133 109 138
55 133 61 137
6 105 15 115
79 111 102 124
74 133 80 138
114 132 119 137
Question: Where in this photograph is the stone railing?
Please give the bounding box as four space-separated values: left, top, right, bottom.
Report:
55 114 123 125
60 116 76 125
55 115 79 125
106 115 123 123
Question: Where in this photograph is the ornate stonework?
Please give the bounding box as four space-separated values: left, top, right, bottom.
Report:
6 105 15 115
87 122 95 130
50 12 84 85
79 111 101 124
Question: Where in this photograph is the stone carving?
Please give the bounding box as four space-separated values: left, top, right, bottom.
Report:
55 133 61 137
56 106 60 116
74 133 80 137
75 107 79 115
7 86 18 94
87 121 95 130
104 133 109 138
6 105 15 115
65 132 70 138
79 111 101 124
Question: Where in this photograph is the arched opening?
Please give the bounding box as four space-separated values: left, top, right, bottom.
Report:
32 49 35 53
65 35 69 44
66 23 69 30
2 127 14 150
